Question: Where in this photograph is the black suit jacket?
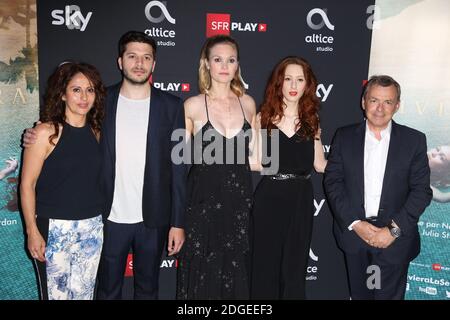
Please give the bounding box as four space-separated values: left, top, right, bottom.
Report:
324 121 432 264
100 83 187 228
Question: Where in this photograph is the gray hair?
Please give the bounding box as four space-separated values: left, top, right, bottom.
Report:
363 75 401 101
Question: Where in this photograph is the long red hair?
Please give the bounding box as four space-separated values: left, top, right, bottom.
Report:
260 56 319 139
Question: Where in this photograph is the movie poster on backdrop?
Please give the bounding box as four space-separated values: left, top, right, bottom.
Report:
369 0 450 300
0 0 40 299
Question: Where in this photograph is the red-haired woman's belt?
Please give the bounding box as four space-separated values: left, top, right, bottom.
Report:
268 173 311 180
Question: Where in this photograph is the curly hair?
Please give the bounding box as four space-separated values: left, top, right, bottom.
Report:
198 35 245 97
41 62 105 144
260 56 320 139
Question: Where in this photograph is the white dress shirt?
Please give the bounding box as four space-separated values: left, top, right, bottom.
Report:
348 121 392 230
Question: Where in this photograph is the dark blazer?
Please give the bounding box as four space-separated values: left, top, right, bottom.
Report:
100 83 187 228
324 121 432 264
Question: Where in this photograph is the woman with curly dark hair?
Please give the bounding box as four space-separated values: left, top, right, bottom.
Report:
251 56 327 299
20 62 105 300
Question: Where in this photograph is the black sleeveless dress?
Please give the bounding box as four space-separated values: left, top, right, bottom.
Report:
177 96 253 300
251 128 314 299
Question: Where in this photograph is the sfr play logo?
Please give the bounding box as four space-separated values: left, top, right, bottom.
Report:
206 13 267 37
207 13 231 37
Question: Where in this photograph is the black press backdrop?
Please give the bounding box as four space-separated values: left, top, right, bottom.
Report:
36 0 374 299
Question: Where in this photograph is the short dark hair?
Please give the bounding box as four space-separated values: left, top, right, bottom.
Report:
363 75 401 101
118 31 157 58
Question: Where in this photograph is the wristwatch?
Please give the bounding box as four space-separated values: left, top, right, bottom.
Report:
387 220 401 238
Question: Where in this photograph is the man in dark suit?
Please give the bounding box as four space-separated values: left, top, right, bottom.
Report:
324 75 432 300
96 31 187 299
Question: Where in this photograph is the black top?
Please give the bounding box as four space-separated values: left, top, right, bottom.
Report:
263 128 314 175
36 122 103 220
191 95 252 165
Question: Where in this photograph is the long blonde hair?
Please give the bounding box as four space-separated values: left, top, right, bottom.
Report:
198 35 245 97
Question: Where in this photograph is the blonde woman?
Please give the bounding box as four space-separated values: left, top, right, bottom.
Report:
177 35 256 300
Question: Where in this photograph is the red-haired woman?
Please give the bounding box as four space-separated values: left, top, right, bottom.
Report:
251 56 327 299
